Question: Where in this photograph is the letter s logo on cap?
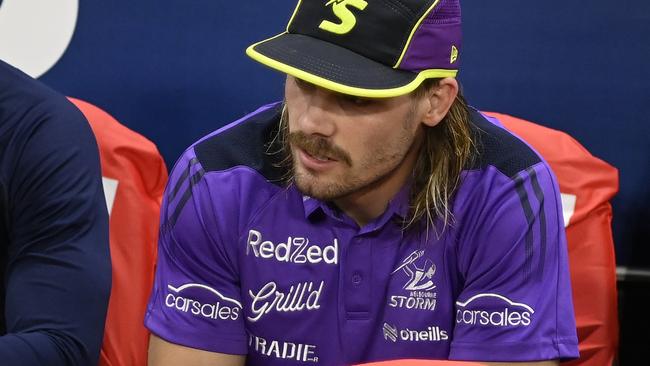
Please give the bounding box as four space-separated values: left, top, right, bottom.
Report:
0 0 78 78
319 0 368 35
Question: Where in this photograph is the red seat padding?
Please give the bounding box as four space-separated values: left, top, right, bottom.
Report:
70 98 168 366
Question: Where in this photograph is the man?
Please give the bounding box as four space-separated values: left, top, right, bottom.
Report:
145 0 579 365
0 60 111 364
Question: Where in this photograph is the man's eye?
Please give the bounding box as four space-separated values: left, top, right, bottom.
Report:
342 95 372 107
295 78 314 90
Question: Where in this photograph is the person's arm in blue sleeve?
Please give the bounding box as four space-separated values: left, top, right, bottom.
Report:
0 96 111 365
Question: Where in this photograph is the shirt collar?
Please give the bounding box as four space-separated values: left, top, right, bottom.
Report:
300 182 412 223
302 193 323 219
387 182 411 220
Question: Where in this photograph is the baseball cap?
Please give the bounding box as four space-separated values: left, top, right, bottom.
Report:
246 0 462 98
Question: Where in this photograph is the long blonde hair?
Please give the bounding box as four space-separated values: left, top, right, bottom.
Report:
407 79 475 234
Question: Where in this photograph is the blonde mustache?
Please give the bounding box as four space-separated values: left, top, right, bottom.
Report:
288 131 352 166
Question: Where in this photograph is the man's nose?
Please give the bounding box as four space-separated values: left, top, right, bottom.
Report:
298 90 337 137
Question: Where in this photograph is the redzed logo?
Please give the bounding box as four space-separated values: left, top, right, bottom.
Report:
246 230 338 265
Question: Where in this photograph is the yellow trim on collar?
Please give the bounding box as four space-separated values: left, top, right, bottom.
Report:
246 34 457 99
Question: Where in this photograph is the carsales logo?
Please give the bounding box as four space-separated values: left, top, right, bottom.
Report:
165 283 242 321
455 293 534 327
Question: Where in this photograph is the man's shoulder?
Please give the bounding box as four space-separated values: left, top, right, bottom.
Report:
466 108 543 179
0 60 88 137
0 60 75 112
163 103 290 235
165 103 287 222
189 102 286 183
453 109 560 224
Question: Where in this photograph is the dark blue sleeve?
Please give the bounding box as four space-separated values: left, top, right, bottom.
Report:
0 95 111 365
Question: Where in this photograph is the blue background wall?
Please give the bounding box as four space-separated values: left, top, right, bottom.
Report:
4 0 648 265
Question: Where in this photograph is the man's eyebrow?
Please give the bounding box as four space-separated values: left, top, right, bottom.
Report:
294 77 378 101
293 77 313 87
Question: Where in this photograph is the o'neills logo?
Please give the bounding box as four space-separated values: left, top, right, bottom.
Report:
248 281 324 322
246 230 338 265
382 323 449 343
165 283 242 321
455 293 534 327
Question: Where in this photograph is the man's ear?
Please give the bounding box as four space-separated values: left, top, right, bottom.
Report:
421 78 459 127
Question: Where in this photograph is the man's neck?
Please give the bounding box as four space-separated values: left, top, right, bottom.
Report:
333 180 404 228
334 144 420 228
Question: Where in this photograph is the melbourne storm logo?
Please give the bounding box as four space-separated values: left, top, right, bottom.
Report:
392 250 436 291
388 250 438 312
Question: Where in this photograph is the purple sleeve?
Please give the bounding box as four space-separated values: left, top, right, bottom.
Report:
144 150 247 355
449 163 579 362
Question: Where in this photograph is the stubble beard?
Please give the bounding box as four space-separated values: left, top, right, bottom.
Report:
290 119 418 202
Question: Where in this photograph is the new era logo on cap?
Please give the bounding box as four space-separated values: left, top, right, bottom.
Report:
247 0 462 98
451 45 459 64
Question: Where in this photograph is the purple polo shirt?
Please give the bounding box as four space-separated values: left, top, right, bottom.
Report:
145 102 579 364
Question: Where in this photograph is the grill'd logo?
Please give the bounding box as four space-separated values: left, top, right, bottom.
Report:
319 0 368 35
248 281 324 322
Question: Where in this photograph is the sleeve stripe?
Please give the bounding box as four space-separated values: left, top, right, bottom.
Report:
169 157 199 202
169 167 205 229
513 173 535 280
527 167 547 280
